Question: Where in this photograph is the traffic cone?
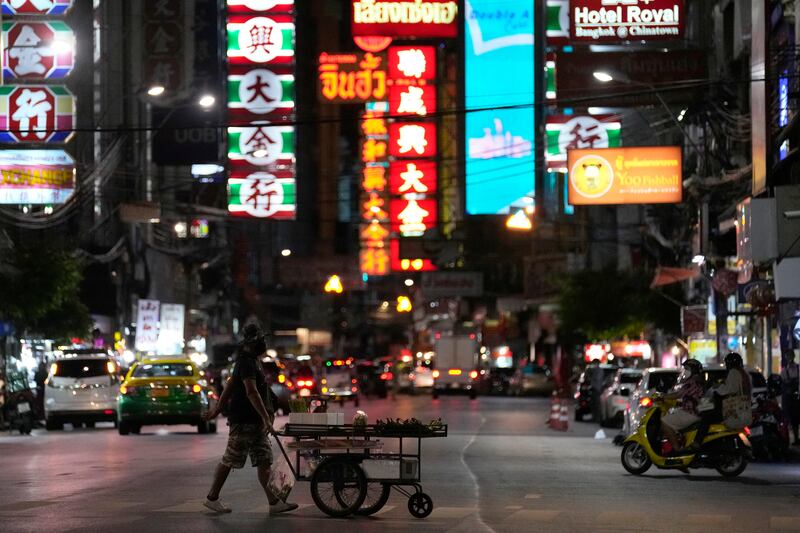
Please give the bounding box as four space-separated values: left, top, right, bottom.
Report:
547 393 561 428
555 402 570 432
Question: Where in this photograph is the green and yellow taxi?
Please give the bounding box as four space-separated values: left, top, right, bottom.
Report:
117 358 218 435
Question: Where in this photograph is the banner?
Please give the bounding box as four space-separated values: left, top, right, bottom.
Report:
134 299 160 353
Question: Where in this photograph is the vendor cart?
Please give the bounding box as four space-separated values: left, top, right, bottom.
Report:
274 421 447 518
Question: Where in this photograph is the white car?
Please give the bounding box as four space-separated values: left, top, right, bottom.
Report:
623 368 679 436
410 365 435 391
45 352 120 430
599 368 643 427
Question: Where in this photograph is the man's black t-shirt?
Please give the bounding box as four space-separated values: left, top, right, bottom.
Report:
228 355 271 424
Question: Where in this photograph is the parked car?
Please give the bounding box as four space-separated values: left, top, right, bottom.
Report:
488 367 515 395
574 364 618 421
623 367 679 435
510 364 556 396
355 361 388 399
410 364 435 393
292 365 319 398
599 368 643 427
117 358 217 435
322 359 360 406
45 351 120 430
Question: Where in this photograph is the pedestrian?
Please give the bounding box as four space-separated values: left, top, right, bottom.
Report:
780 351 800 445
202 324 298 515
33 360 47 421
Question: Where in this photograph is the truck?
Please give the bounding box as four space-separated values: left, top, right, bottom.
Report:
432 335 480 399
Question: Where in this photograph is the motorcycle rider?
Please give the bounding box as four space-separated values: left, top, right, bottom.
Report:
712 352 753 429
780 351 800 444
660 358 705 454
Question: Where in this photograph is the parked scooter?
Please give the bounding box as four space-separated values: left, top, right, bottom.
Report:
748 375 790 461
621 395 751 477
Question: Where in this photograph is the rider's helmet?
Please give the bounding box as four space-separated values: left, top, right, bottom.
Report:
682 358 703 377
767 374 784 398
724 351 744 370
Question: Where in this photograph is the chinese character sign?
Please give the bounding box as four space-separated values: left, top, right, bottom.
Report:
1 0 73 16
228 65 295 120
389 160 437 195
389 121 437 157
228 171 296 218
226 0 294 13
390 198 437 236
134 299 160 353
389 84 436 116
388 45 436 80
545 114 621 167
318 52 387 103
227 14 295 65
0 85 74 143
3 21 75 80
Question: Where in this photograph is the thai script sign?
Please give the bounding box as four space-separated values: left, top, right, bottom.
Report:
352 0 458 38
318 52 387 103
567 146 682 205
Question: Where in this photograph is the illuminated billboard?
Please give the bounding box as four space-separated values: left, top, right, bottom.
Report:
351 0 458 38
567 146 682 205
465 0 535 214
570 0 684 42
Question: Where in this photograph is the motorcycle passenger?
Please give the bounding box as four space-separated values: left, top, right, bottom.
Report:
712 352 753 429
660 359 705 454
780 351 800 444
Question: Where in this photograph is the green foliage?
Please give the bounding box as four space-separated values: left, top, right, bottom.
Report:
0 243 92 341
556 268 681 343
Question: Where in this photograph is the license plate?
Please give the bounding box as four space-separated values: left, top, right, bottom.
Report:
151 388 169 398
17 402 30 413
749 425 763 437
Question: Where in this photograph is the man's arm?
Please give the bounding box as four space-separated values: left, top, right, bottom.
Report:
244 378 274 432
714 371 740 397
203 377 233 420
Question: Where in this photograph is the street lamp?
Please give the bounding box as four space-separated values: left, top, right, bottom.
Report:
147 85 166 97
281 249 292 257
198 94 216 108
324 275 344 294
396 295 413 313
404 278 414 287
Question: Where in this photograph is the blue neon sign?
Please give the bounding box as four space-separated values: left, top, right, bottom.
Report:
464 0 535 215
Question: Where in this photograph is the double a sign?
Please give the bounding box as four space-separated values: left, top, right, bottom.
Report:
570 0 684 42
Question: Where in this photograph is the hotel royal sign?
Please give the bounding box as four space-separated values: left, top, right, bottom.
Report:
570 0 684 42
352 0 458 38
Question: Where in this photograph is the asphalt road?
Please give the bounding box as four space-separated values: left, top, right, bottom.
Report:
2 394 800 532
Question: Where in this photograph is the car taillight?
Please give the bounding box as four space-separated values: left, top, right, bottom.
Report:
298 379 314 388
432 370 440 379
639 397 653 408
192 384 202 394
380 372 393 381
351 378 358 384
469 370 479 379
104 409 114 415
351 387 358 393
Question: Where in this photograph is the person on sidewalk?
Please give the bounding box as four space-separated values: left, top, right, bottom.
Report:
781 351 800 445
202 324 298 516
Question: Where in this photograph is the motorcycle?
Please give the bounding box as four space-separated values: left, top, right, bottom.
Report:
748 393 790 462
621 396 751 477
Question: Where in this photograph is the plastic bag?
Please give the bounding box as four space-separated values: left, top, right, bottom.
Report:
268 442 295 503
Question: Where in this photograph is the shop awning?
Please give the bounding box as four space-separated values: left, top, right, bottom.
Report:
650 267 700 288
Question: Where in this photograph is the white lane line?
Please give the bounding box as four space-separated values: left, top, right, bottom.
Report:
505 510 561 522
460 415 497 533
430 507 476 519
686 514 731 526
505 505 523 510
524 493 542 500
770 516 800 530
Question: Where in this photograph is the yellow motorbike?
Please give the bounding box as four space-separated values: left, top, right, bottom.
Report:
621 396 751 477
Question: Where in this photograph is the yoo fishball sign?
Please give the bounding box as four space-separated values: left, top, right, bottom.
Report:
570 0 684 42
567 146 682 205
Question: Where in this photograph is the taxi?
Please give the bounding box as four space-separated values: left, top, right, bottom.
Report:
117 358 217 435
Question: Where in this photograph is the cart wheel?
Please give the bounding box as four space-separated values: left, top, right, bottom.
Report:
408 492 433 518
355 483 391 516
311 458 367 518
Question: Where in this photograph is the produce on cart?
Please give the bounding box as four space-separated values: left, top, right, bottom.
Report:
273 414 448 518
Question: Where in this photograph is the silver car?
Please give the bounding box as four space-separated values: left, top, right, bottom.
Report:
599 368 643 427
622 368 679 435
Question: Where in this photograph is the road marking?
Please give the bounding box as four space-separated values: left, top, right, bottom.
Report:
687 514 731 526
505 505 523 510
0 501 57 512
598 511 647 526
771 516 800 530
244 503 314 514
460 416 497 533
524 493 542 500
373 505 397 516
430 506 475 519
505 510 560 522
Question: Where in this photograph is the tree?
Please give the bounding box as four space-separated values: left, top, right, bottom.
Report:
556 268 681 344
0 242 92 341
